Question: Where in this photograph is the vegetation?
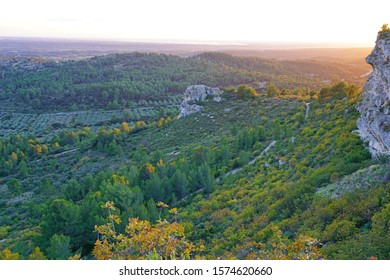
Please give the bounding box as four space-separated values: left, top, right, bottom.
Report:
379 24 390 39
0 50 388 260
0 52 369 113
381 23 390 32
93 202 199 260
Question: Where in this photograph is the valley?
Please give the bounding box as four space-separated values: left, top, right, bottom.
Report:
0 35 389 260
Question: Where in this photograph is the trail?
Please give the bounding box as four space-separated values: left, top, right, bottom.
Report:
173 140 277 206
360 70 373 78
305 102 311 120
218 140 277 179
52 148 80 158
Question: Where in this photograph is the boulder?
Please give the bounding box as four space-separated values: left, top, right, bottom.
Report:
178 85 221 118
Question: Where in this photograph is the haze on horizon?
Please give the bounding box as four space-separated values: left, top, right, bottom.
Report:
0 0 388 47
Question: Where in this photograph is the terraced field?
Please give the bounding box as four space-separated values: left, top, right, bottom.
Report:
0 105 179 138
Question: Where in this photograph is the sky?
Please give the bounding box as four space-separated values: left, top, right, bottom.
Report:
0 0 388 46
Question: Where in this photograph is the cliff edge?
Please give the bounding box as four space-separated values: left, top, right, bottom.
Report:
357 29 390 157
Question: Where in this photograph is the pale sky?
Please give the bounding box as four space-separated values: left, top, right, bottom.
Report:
0 0 388 46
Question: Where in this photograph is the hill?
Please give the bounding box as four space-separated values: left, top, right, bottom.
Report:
0 49 388 260
0 51 369 114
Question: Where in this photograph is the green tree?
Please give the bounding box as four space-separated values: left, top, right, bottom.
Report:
265 83 280 97
145 174 164 202
197 163 214 194
322 220 358 242
47 234 72 260
39 178 56 196
146 198 159 222
40 199 82 249
18 160 29 177
7 178 22 196
172 170 188 199
63 179 83 202
273 120 282 140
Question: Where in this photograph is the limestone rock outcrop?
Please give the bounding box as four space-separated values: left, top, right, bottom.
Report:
357 31 390 156
178 85 221 118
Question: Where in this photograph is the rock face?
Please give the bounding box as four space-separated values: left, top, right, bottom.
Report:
178 85 221 118
357 31 390 157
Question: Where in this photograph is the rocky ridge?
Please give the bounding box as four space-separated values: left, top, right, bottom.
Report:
357 31 390 156
178 85 221 118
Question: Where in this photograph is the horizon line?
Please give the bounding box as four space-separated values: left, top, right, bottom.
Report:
0 35 375 49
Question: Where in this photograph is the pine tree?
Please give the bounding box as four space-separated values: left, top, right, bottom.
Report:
18 160 29 177
47 234 72 260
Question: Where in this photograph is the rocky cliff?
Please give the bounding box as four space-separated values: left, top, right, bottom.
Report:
178 85 221 118
357 31 390 157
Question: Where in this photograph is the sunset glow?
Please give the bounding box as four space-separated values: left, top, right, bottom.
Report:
0 0 389 46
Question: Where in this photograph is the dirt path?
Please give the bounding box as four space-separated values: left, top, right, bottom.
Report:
360 70 373 78
52 148 80 158
174 140 277 205
305 102 311 120
218 140 277 180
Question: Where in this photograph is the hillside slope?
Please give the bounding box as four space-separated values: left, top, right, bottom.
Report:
1 80 389 260
0 52 369 113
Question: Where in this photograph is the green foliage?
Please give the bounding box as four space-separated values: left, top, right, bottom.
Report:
18 160 29 177
0 248 20 260
172 170 188 199
93 202 198 260
322 220 358 242
7 178 22 196
47 234 72 260
265 83 280 97
194 163 214 194
380 23 390 32
40 199 83 250
0 48 384 261
28 247 47 260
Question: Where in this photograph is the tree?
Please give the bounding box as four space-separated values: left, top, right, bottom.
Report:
0 248 20 260
120 121 130 133
33 144 43 156
273 120 282 140
145 174 164 202
63 179 83 202
7 178 22 196
236 85 257 99
47 234 72 260
197 163 214 194
107 140 120 155
172 170 188 199
140 163 155 180
10 151 18 163
28 247 47 260
193 146 210 165
40 199 82 249
265 83 280 97
18 160 29 177
39 178 56 196
380 23 390 32
146 198 159 222
93 203 197 260
322 220 357 242
122 109 131 120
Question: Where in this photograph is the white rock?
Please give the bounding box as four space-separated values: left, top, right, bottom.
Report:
357 32 390 157
178 85 222 118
